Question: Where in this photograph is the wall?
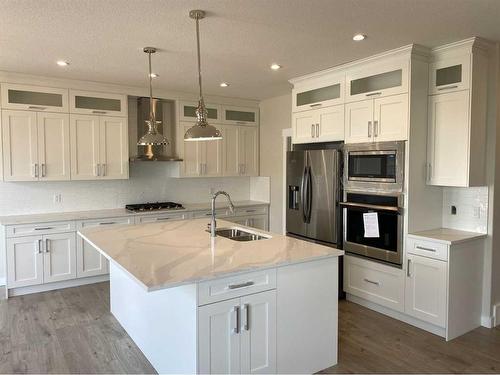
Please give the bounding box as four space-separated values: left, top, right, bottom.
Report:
442 187 489 233
259 94 291 233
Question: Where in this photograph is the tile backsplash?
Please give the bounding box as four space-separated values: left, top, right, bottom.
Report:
442 186 489 233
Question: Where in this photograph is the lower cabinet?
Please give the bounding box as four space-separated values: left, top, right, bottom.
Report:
7 232 76 288
226 214 269 231
198 290 276 374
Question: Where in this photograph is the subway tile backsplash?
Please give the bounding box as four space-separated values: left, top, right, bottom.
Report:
442 186 489 233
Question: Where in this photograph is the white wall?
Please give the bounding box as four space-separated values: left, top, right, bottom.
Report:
259 94 291 233
442 187 489 233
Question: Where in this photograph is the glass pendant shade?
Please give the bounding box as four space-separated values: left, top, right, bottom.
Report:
184 10 222 142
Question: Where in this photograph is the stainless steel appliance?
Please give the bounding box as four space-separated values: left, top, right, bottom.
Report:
286 148 341 245
125 202 184 212
344 141 404 192
341 192 403 266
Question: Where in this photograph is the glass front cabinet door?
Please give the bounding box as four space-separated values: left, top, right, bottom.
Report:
222 105 259 126
429 55 470 95
70 90 127 117
292 74 344 112
1 83 69 112
179 101 221 123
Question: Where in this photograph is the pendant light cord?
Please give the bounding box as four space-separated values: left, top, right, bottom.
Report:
195 15 203 101
148 50 155 124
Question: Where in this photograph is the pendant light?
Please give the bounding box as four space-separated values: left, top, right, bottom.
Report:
184 10 222 142
137 47 169 148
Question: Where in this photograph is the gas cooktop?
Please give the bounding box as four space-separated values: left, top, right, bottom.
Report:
125 202 185 212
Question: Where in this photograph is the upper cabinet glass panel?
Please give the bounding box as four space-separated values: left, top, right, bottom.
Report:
183 105 218 120
292 74 344 112
225 110 255 122
429 55 470 95
435 65 462 87
1 84 68 112
69 90 127 116
350 69 402 96
296 84 340 107
222 105 258 125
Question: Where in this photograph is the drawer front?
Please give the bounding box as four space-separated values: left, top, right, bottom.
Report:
135 212 189 224
407 237 448 261
192 209 229 219
6 221 76 238
233 205 268 217
344 255 405 312
198 269 277 306
77 216 134 229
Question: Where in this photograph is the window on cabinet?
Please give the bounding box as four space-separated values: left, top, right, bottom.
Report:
296 84 341 106
435 65 462 87
350 69 402 95
74 96 122 112
8 90 63 107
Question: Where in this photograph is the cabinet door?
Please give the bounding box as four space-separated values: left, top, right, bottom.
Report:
249 216 269 231
0 114 3 181
70 115 100 180
427 91 470 186
43 233 77 283
221 126 240 176
1 83 68 112
344 99 373 144
180 123 202 177
292 76 343 113
201 139 223 177
70 90 127 117
6 236 43 288
240 290 277 374
373 93 408 142
239 127 259 176
405 254 447 327
222 105 259 126
1 110 39 181
99 116 129 179
37 112 71 181
198 298 241 374
292 110 316 144
429 55 470 95
317 105 344 142
179 101 221 123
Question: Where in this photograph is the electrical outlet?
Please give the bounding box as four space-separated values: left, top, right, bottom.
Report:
451 205 457 215
473 206 481 219
53 193 62 204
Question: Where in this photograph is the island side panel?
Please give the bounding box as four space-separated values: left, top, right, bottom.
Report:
109 263 198 374
276 257 339 374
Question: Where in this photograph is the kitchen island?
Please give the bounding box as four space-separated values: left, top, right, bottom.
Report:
78 218 343 374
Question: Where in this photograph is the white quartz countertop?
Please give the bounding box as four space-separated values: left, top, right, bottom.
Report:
408 228 487 245
78 218 343 292
0 200 269 225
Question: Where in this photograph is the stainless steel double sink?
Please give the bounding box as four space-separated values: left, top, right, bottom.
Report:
210 227 271 241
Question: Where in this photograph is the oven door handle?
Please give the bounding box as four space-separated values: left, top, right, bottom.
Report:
339 201 402 214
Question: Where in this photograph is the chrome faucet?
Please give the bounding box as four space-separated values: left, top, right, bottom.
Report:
209 191 235 237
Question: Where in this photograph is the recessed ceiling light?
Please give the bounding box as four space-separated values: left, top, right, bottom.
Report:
56 60 69 66
270 63 281 71
353 34 366 41
220 82 229 87
149 73 159 78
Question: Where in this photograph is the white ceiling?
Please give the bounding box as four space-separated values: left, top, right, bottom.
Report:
1 0 499 100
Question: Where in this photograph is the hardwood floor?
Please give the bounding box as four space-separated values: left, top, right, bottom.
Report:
1 282 499 374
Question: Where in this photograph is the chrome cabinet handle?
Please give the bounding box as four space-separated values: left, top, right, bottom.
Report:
101 163 106 176
33 163 39 178
437 85 458 91
366 92 382 97
95 164 100 177
99 221 117 225
374 120 379 137
156 217 172 221
363 278 380 286
415 245 437 252
407 259 412 277
228 281 254 290
242 164 246 175
34 227 53 231
316 123 319 138
233 306 240 334
92 110 107 114
45 239 50 253
311 124 315 138
41 163 46 177
243 303 249 331
36 239 42 254
236 121 247 125
245 209 256 213
28 106 46 110
309 103 322 108
368 121 372 137
32 164 37 178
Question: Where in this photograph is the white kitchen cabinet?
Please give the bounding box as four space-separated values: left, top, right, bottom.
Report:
292 105 344 144
344 94 408 143
135 212 190 224
238 126 258 176
1 110 70 181
405 253 447 327
70 114 128 180
221 126 240 176
292 73 344 113
0 115 3 181
429 54 470 95
70 90 127 117
6 235 44 288
1 83 69 112
179 101 221 123
222 105 259 126
42 232 77 283
198 290 276 375
227 215 269 231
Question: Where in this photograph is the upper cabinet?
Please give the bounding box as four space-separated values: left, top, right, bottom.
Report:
292 105 344 144
222 105 259 126
70 90 127 117
179 101 221 123
1 84 69 113
346 60 408 103
427 40 489 187
292 74 344 112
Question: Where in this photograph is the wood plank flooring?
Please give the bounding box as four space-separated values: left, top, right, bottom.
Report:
1 282 499 374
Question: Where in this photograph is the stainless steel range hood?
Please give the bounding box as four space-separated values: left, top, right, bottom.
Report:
129 96 182 162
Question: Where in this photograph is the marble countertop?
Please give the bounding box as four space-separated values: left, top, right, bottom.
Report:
78 218 343 292
0 200 269 225
408 228 487 245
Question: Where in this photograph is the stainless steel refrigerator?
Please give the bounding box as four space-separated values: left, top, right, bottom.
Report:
286 149 340 245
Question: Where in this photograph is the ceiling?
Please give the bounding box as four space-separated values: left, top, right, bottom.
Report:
0 0 499 100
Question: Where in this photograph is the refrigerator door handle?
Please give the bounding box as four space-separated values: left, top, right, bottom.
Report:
300 166 307 222
306 166 313 223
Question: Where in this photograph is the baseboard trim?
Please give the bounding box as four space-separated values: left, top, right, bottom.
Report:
347 293 446 338
481 314 494 328
494 304 500 327
7 274 109 297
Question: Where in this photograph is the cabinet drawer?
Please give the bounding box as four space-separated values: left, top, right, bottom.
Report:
233 206 268 216
77 216 134 229
135 212 189 224
6 221 76 238
192 209 229 219
198 268 277 306
407 237 448 261
344 255 405 312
